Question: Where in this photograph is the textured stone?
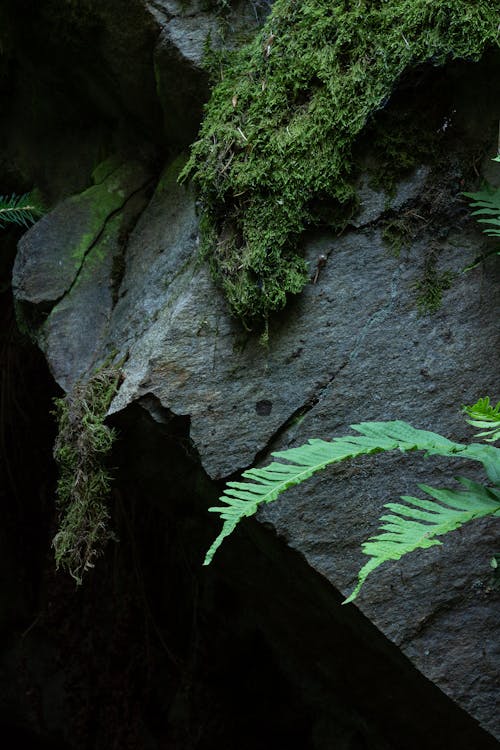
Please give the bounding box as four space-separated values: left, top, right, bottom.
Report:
13 162 151 310
8 17 500 741
151 1 262 146
147 0 263 64
352 166 430 228
56 154 498 739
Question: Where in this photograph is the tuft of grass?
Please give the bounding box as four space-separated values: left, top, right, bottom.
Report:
381 218 413 257
52 367 121 584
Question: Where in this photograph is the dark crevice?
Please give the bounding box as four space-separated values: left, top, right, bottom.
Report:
55 176 157 313
236 355 353 476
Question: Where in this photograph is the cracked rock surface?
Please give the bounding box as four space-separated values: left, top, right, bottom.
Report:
13 147 500 737
7 5 500 742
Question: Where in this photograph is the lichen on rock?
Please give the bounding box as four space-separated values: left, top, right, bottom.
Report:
182 0 499 325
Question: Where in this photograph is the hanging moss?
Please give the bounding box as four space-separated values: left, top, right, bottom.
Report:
182 0 499 326
52 366 121 584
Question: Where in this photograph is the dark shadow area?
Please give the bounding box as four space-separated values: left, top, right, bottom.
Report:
1 354 496 749
361 48 500 195
0 0 209 206
0 226 64 747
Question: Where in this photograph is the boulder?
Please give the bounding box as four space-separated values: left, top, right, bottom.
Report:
13 141 500 737
7 1 500 741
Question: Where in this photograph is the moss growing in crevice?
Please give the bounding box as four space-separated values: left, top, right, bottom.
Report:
362 72 447 196
381 217 411 257
182 0 499 326
413 246 454 315
52 366 121 584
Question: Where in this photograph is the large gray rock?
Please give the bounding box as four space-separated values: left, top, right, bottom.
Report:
151 1 263 145
11 66 500 747
12 160 153 383
13 161 151 310
14 146 499 739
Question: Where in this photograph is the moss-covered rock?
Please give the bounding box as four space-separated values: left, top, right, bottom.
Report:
12 159 152 309
183 0 500 325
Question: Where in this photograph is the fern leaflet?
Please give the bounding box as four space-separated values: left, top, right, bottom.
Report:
0 193 42 229
463 185 500 247
344 479 500 603
205 416 500 603
205 421 483 565
462 396 500 443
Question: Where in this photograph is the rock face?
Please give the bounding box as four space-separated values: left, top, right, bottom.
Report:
6 0 500 744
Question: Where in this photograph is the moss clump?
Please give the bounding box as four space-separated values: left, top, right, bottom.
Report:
381 218 410 257
52 367 121 584
381 211 423 256
182 0 499 326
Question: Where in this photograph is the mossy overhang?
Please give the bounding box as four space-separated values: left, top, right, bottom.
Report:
182 0 500 325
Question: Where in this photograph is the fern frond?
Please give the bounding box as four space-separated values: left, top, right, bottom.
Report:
0 193 43 229
344 479 500 603
463 397 500 443
463 185 500 245
204 420 478 566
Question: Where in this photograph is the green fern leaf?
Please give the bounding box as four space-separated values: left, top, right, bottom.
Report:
344 479 500 603
463 397 500 443
205 412 500 603
0 193 43 229
204 420 479 566
463 185 500 245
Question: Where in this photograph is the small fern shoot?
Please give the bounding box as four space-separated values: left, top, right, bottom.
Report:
0 193 43 229
204 405 500 604
463 397 500 443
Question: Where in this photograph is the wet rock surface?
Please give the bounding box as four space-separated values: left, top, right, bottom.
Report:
3 0 500 746
13 136 500 742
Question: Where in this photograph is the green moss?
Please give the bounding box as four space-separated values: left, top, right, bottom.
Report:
413 249 454 315
91 155 123 185
52 366 121 584
381 217 413 257
67 161 140 270
182 0 499 326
